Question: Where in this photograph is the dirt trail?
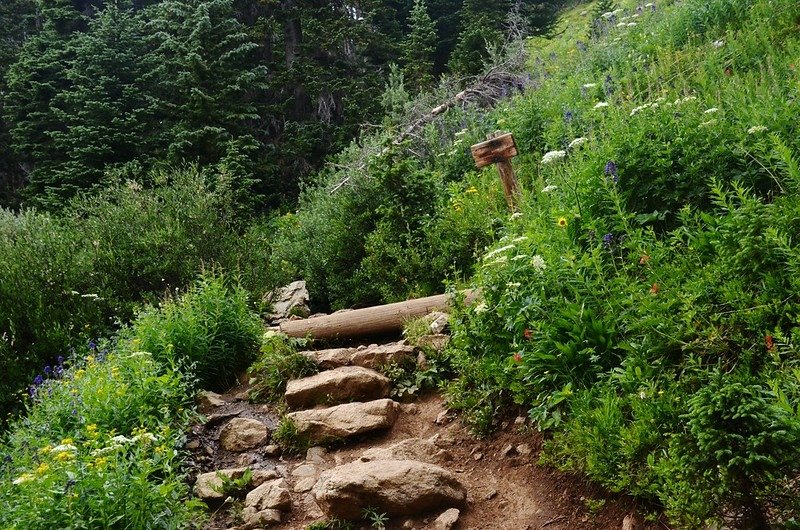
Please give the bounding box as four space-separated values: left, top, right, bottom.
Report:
188 338 665 530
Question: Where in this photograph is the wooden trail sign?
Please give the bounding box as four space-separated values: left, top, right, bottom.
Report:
470 132 521 210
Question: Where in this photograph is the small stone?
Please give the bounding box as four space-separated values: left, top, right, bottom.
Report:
251 469 280 486
622 513 642 530
400 403 419 415
501 444 517 458
292 464 318 478
425 312 450 334
263 444 281 456
435 411 451 425
402 520 415 529
241 506 282 528
485 489 498 500
219 418 269 452
472 452 483 461
306 446 328 464
516 443 532 456
245 479 291 511
185 439 201 450
514 416 527 426
196 390 226 410
232 390 250 402
293 477 317 493
416 351 429 369
433 508 460 530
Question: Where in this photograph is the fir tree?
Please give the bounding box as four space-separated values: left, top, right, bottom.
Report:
402 0 437 90
588 0 617 39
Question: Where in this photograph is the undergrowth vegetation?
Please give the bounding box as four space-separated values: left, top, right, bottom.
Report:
0 273 259 528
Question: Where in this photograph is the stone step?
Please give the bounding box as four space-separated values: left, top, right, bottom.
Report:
285 366 391 409
300 341 415 370
286 398 399 444
313 459 467 519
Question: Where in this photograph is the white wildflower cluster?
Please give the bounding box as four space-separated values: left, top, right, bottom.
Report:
601 12 614 19
704 107 719 114
473 302 488 314
51 444 77 454
627 22 637 27
699 119 718 128
594 101 610 109
512 236 529 244
510 212 523 220
531 255 546 272
541 150 566 165
582 83 597 88
542 185 558 193
712 39 725 48
747 125 768 134
484 244 515 260
568 137 587 149
671 95 697 106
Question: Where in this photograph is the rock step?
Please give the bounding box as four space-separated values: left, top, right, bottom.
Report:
300 341 415 370
285 366 390 410
286 399 399 444
313 459 467 519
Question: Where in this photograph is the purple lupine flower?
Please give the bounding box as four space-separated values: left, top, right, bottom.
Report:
603 233 615 247
564 110 574 123
57 356 64 365
28 386 36 397
604 74 614 96
88 340 97 350
604 160 619 182
44 365 52 376
33 375 43 386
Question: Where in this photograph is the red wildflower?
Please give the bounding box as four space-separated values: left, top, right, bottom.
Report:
523 328 533 340
513 352 523 363
639 254 651 265
649 283 660 295
766 335 775 351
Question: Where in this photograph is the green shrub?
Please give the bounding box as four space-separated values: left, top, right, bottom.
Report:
0 340 201 529
248 332 318 404
127 272 262 392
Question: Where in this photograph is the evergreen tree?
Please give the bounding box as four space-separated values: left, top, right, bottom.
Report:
448 0 509 76
402 0 437 90
588 0 616 39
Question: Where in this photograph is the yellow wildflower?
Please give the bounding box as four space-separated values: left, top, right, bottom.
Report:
36 463 50 475
55 451 73 462
94 457 108 468
39 445 53 455
87 355 95 364
61 438 74 446
557 217 568 228
12 473 35 485
74 369 85 379
466 186 478 194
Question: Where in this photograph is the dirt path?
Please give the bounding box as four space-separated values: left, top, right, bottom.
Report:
188 339 666 530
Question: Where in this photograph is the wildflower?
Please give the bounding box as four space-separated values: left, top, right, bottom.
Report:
36 463 50 475
57 355 64 366
601 12 613 19
33 375 43 386
639 255 651 265
616 22 626 27
649 283 660 295
484 244 515 260
44 365 52 376
712 39 724 48
512 352 523 363
582 83 597 88
466 186 478 194
541 150 566 164
747 125 768 135
473 302 488 314
627 22 637 27
602 233 614 247
557 217 568 228
568 137 587 149
604 160 618 182
766 335 775 351
542 185 558 193
510 212 523 220
594 101 610 109
55 451 74 462
13 473 35 485
639 391 647 399
576 40 587 52
93 457 108 468
74 369 85 379
532 255 546 272
704 107 719 114
51 444 77 453
699 119 717 127
88 340 97 350
630 104 649 116
61 438 74 446
563 109 574 123
523 329 533 340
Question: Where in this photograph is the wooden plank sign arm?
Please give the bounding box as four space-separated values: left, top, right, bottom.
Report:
470 132 521 210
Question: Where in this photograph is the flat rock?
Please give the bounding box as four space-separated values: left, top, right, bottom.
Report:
350 342 415 369
219 418 269 452
360 437 450 464
196 390 226 411
245 478 292 511
301 347 356 369
285 366 390 409
313 459 467 519
194 467 249 502
287 399 399 444
433 508 460 530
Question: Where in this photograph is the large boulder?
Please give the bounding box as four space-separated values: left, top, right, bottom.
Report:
350 342 415 369
300 347 356 369
313 459 467 519
267 281 310 321
285 366 391 409
219 418 269 452
287 399 398 444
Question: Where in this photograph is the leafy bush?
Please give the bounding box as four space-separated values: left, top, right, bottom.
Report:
248 332 318 403
0 340 201 529
128 272 262 392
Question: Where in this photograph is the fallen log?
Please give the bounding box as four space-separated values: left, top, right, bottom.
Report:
279 290 478 341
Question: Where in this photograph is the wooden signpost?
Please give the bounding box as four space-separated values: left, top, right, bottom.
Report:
470 132 521 210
